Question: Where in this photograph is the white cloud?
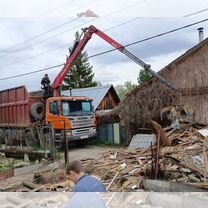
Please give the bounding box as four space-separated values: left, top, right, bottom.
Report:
0 0 208 17
0 1 208 92
147 50 186 72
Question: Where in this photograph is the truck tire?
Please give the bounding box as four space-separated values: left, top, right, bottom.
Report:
0 129 5 144
43 132 52 149
30 102 45 120
25 130 37 147
11 130 17 145
16 130 24 141
5 129 13 146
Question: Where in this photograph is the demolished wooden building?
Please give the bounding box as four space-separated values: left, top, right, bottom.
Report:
99 38 208 143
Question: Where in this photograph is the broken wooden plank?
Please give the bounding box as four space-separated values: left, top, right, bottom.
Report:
150 120 171 147
22 181 39 190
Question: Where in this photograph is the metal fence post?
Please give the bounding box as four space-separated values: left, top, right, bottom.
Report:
64 121 69 165
51 122 55 162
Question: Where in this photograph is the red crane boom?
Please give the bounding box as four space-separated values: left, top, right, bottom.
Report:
52 25 176 96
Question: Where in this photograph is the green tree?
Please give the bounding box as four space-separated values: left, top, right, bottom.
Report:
115 81 137 100
137 69 152 84
63 31 98 89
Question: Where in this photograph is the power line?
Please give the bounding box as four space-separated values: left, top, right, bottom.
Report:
0 64 64 81
3 0 205 61
0 21 97 59
0 18 96 61
0 0 148 59
0 0 100 55
184 7 208 17
104 17 141 32
0 17 79 55
89 17 208 58
0 16 142 68
60 0 100 17
61 0 148 17
40 0 76 17
1 17 208 81
101 0 148 18
0 44 70 68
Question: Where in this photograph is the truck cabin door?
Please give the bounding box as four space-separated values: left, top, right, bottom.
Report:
50 101 60 115
47 101 64 128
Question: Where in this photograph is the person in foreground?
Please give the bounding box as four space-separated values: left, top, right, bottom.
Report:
66 160 106 192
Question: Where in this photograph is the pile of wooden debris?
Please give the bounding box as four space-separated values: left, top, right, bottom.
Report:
2 121 208 192
79 121 208 191
0 161 74 192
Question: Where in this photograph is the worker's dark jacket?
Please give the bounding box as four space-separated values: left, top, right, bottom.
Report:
73 175 106 192
41 77 50 85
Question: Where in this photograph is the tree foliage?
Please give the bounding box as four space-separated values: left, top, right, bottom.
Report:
137 69 152 84
63 31 98 89
115 81 137 101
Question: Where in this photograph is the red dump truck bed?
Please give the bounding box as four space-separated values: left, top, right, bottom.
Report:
0 86 42 128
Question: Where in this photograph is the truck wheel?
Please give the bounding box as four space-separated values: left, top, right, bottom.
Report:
30 102 45 120
25 130 37 147
0 129 5 144
11 130 17 145
16 130 24 141
5 129 13 146
43 132 52 149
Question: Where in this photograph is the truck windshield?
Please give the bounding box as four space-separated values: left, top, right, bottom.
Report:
62 101 93 116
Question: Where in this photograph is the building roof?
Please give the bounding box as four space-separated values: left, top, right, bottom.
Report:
62 85 120 110
159 37 208 75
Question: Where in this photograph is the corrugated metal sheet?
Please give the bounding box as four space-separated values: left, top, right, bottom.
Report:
0 86 41 127
128 134 156 150
62 85 112 110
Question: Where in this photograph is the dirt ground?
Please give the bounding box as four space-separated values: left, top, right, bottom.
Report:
0 145 120 190
68 145 120 161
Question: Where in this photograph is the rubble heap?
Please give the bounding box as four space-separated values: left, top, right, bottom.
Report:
1 121 208 192
80 121 208 191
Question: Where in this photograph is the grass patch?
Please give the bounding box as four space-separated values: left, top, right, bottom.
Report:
0 159 23 172
0 164 13 172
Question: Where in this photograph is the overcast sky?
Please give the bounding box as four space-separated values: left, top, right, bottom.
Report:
0 0 208 91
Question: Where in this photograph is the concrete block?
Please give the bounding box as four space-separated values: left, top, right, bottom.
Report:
143 179 206 192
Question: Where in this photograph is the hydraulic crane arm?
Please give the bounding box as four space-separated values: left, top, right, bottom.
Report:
52 25 176 96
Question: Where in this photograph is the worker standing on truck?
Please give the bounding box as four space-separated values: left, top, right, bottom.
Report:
66 160 106 192
41 74 53 98
41 74 51 88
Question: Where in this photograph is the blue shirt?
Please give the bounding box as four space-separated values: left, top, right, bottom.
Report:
73 175 106 192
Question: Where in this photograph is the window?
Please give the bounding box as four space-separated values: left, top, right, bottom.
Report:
82 102 91 111
50 102 59 115
62 102 70 116
62 101 92 116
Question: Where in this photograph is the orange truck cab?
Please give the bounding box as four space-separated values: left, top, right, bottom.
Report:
45 96 96 144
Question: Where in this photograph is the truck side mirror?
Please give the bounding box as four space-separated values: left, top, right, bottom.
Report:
92 105 95 112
